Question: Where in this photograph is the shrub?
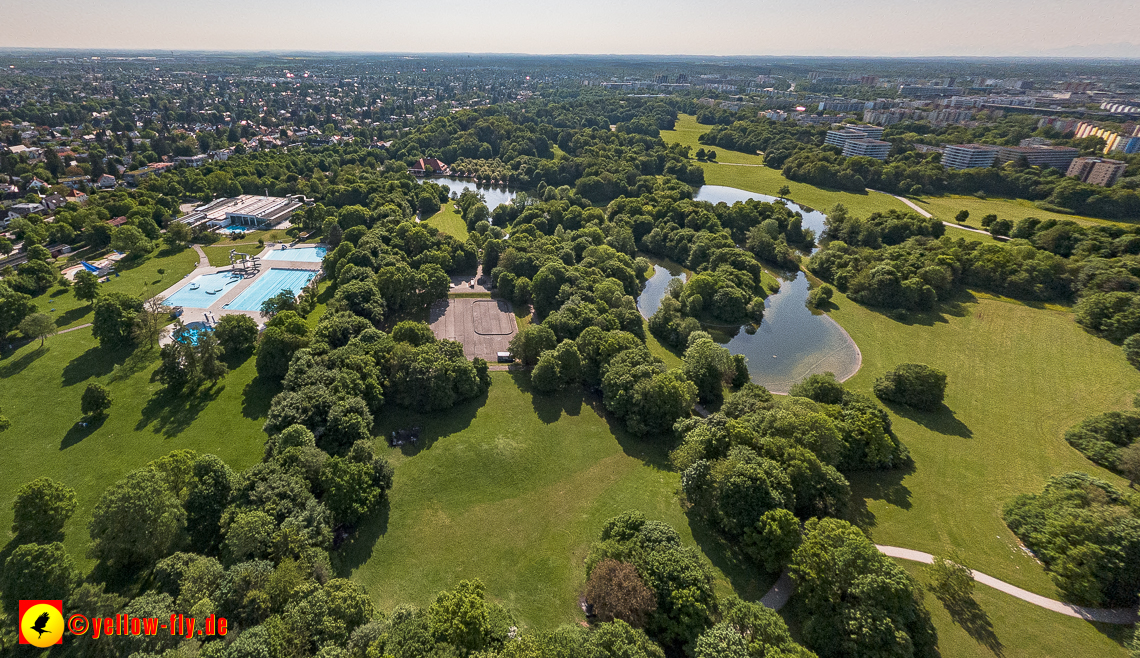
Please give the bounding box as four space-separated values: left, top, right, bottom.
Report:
873 363 947 410
213 314 259 357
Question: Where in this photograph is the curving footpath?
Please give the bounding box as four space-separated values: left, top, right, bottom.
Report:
760 545 1138 625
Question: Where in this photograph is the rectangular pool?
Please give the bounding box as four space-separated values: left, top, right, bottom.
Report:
163 271 244 309
264 246 327 262
224 268 317 312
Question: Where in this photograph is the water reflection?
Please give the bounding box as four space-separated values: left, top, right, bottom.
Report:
638 185 861 394
420 176 517 210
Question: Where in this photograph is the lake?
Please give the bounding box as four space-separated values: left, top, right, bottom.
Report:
421 176 517 210
637 186 861 394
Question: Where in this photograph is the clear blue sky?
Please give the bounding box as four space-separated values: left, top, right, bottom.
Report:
6 0 1139 57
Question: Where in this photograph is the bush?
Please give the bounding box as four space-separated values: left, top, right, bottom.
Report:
790 372 845 404
873 363 947 410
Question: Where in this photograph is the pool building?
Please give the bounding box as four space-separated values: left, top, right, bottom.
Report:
174 194 308 231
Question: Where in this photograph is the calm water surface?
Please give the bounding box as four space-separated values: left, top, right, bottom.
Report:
637 186 861 393
422 176 517 210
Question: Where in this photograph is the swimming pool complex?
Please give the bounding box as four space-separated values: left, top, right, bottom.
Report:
264 245 327 262
224 268 317 312
164 271 243 309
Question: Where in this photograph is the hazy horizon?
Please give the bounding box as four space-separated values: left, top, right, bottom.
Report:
1 0 1138 59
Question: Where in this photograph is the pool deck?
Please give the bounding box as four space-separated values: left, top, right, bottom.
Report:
154 243 323 335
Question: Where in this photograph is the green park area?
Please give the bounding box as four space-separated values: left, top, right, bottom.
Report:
30 246 199 332
424 202 469 240
829 288 1139 595
202 243 261 267
911 194 1132 230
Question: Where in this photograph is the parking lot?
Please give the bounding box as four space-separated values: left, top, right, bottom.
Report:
429 297 517 361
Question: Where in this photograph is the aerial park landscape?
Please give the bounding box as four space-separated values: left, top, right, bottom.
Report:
1 17 1140 658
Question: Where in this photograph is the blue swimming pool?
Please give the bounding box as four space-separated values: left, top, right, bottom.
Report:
175 321 214 346
164 271 244 309
224 268 317 312
264 246 327 262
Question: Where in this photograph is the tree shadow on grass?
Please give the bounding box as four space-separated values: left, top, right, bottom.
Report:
683 506 772 602
510 371 584 424
939 595 1004 656
108 346 160 383
332 498 390 577
372 391 486 457
845 460 916 534
61 415 107 450
241 373 277 420
54 306 91 327
136 383 224 438
61 343 133 386
882 400 973 439
0 345 50 378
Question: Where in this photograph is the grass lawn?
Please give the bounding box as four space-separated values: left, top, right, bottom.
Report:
338 372 771 630
827 289 1140 599
662 115 911 218
29 246 200 332
0 329 271 573
203 244 262 267
424 203 469 241
912 195 1131 230
894 560 1131 658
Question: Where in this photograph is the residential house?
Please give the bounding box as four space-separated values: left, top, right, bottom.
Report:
43 193 67 211
97 174 117 189
175 154 209 167
26 177 49 191
65 189 88 204
7 202 46 218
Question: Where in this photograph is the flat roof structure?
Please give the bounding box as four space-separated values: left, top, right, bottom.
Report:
176 194 305 230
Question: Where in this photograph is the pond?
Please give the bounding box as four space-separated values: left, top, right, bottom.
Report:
420 176 517 210
637 186 861 394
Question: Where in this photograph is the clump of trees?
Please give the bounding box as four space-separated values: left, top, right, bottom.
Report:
790 517 938 658
873 363 948 411
1063 411 1140 477
1004 472 1140 606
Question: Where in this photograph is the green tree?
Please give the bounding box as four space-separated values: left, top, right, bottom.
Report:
955 209 970 224
428 580 494 654
683 337 734 404
261 289 298 319
0 282 36 342
924 553 975 604
256 319 311 379
92 292 144 347
873 363 948 411
1125 334 1140 370
19 312 56 347
185 454 235 552
88 467 186 566
320 457 384 526
73 269 101 303
11 477 78 542
221 510 275 564
214 313 259 358
509 324 556 366
790 372 845 404
81 382 112 418
1119 442 1140 487
778 185 791 197
164 221 192 248
693 623 749 658
586 620 666 658
1 542 78 608
742 508 802 572
110 224 154 257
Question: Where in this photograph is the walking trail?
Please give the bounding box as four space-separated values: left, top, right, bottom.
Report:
760 545 1138 624
869 190 1006 239
191 244 209 267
